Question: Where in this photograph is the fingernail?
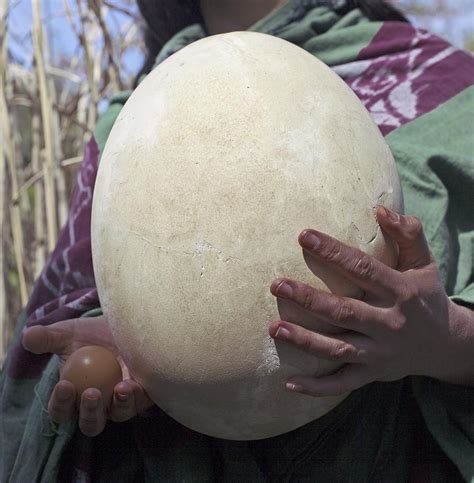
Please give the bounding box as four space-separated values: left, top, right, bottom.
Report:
382 206 399 223
276 281 293 298
286 382 304 392
116 392 129 402
301 231 320 250
85 397 99 409
275 326 291 339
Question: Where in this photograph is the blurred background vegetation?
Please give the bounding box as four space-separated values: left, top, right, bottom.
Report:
1 0 473 364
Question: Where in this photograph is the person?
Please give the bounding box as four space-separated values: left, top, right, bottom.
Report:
1 0 473 481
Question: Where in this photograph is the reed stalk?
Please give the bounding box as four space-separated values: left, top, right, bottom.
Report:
0 0 28 363
31 106 46 279
1 0 148 357
32 0 58 251
74 0 99 134
89 0 123 92
0 0 5 361
42 32 69 228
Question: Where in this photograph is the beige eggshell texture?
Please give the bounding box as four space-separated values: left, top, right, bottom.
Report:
91 32 403 440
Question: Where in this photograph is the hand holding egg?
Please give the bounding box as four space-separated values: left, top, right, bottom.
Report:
22 316 154 437
61 345 123 409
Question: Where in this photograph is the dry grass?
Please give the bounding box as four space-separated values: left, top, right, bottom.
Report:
0 0 142 365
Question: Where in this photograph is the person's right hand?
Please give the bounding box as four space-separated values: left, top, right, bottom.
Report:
22 316 153 437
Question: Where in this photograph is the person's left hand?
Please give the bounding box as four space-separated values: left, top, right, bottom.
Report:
269 206 474 396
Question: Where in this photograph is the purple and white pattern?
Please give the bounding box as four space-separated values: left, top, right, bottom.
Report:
334 23 474 135
9 140 100 378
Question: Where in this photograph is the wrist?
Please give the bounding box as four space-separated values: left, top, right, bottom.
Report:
426 300 474 386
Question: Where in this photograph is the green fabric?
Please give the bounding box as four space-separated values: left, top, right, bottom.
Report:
0 312 75 482
412 377 474 482
385 86 474 480
94 91 131 155
7 357 74 482
386 85 474 307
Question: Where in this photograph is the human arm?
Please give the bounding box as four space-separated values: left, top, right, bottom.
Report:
22 316 153 437
269 206 474 396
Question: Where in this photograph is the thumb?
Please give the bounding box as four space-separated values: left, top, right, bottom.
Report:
22 323 72 355
376 206 433 272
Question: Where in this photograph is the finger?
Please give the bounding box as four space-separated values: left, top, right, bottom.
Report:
286 364 374 396
110 381 135 422
110 380 154 422
109 380 138 422
271 278 386 335
376 206 433 271
130 380 154 414
48 380 77 424
276 297 341 336
269 321 371 364
79 388 106 437
298 228 400 297
22 324 71 355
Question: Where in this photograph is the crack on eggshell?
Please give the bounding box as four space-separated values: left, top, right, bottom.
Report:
129 232 242 263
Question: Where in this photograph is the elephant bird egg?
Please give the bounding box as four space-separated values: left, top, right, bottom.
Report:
91 32 403 440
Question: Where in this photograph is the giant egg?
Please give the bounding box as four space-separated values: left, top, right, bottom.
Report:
91 32 403 440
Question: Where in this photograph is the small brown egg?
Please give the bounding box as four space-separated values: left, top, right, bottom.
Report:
62 345 123 408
